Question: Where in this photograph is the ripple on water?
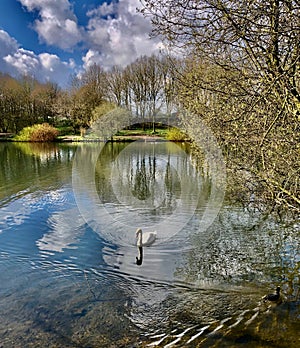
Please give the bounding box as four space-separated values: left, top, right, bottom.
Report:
138 287 300 347
1 145 300 347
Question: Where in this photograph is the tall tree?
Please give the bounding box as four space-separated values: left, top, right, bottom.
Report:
106 66 127 107
69 64 107 129
32 82 60 124
142 0 300 211
142 0 300 110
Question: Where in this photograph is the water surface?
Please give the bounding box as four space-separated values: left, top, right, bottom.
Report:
0 141 299 347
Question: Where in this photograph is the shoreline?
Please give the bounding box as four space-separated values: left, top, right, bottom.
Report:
0 134 169 143
60 134 167 142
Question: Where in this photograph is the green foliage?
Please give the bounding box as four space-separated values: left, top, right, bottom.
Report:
14 126 33 141
14 123 59 142
166 127 187 141
91 102 117 124
56 125 75 136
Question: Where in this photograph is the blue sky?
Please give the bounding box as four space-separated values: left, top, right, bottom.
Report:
0 0 163 87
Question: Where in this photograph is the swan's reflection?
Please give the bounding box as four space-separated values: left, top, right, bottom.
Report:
135 246 143 266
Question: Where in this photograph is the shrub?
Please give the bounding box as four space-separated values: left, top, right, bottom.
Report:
30 123 59 141
14 126 33 141
15 123 59 142
166 127 187 141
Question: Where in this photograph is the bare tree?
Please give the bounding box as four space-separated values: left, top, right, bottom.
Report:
106 66 127 107
142 0 300 107
126 57 148 122
142 0 300 212
69 64 107 129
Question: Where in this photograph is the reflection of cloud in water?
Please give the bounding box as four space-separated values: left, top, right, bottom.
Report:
0 200 29 230
1 188 68 233
37 208 85 252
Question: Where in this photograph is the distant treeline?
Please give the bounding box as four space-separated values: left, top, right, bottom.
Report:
0 54 178 134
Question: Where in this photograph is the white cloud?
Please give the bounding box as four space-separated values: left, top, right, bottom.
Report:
38 53 75 83
18 0 82 50
83 0 164 69
0 29 74 86
0 30 19 56
4 48 40 75
87 2 116 17
0 30 19 75
20 0 164 67
35 17 82 50
1 1 165 85
19 0 71 14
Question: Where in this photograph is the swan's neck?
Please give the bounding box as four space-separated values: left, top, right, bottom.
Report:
136 230 142 246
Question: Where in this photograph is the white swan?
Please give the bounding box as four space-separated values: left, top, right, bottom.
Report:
136 228 156 247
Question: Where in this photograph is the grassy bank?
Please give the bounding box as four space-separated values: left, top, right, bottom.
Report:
1 125 188 143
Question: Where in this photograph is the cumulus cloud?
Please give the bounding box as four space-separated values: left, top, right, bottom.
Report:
37 53 75 84
0 30 19 56
18 0 164 68
18 0 82 50
0 29 74 86
4 49 40 75
87 2 116 17
83 0 164 69
0 30 20 74
1 1 165 85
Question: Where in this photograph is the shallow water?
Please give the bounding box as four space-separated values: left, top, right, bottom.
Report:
0 141 299 347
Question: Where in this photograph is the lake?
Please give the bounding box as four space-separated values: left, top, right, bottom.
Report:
0 141 299 347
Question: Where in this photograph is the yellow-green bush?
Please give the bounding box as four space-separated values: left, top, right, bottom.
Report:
166 127 187 141
15 123 59 142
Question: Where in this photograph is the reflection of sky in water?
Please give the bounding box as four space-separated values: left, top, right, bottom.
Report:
0 188 69 231
1 143 299 347
37 208 85 252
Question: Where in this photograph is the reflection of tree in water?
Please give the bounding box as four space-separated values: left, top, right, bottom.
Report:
129 154 181 212
94 142 201 224
131 158 151 200
0 142 74 203
162 157 181 211
176 208 300 301
164 159 173 192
